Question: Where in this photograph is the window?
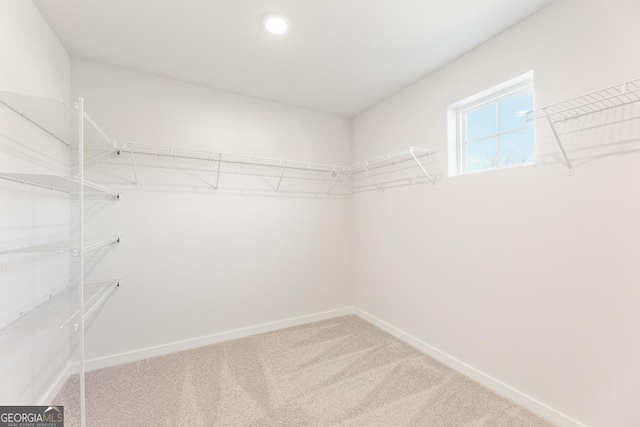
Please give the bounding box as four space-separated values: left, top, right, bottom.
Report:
448 72 535 175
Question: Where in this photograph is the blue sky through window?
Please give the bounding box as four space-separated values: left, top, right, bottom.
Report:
467 105 497 141
500 128 535 166
500 92 534 132
465 88 534 172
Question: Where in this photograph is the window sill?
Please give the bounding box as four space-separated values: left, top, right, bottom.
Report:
451 160 536 177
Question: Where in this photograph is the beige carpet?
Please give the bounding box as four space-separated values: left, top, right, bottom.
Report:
54 315 554 426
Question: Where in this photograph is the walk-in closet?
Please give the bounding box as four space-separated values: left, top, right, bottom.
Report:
1 1 639 426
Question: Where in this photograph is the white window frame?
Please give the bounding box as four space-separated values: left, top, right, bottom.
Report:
448 71 535 176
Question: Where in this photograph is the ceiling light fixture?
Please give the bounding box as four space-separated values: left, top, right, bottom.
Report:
264 14 289 35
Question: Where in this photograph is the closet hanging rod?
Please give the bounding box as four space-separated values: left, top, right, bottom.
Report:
116 142 438 175
115 141 344 173
125 152 342 174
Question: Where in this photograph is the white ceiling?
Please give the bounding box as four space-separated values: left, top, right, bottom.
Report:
34 0 555 117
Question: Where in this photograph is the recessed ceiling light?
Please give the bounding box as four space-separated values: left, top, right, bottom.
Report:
264 14 289 35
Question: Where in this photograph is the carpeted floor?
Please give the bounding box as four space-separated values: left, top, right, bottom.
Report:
54 315 555 426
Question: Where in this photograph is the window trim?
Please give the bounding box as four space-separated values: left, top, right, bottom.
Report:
447 71 535 177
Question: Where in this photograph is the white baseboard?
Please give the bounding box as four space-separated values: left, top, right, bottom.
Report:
353 307 587 427
40 362 74 405
81 306 354 372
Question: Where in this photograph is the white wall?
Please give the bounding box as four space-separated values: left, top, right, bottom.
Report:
0 0 69 100
0 0 71 405
71 59 353 362
352 1 640 426
3 2 638 424
0 0 70 176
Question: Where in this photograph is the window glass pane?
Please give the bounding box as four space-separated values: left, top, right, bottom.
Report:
500 128 535 167
467 138 497 172
500 91 534 133
466 104 497 142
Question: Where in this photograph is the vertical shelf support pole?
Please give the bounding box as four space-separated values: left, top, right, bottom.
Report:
409 147 435 185
544 108 573 173
77 97 87 427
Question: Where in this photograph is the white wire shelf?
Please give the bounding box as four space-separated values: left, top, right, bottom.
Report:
0 173 120 198
106 142 439 195
0 279 121 336
527 78 640 172
528 78 640 124
0 235 121 256
0 91 115 152
115 141 341 173
1 93 121 427
345 147 439 193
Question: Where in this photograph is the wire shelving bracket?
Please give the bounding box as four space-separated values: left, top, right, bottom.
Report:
111 141 439 195
0 173 121 198
0 91 118 154
0 235 121 256
345 147 439 193
527 78 640 174
0 279 121 336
